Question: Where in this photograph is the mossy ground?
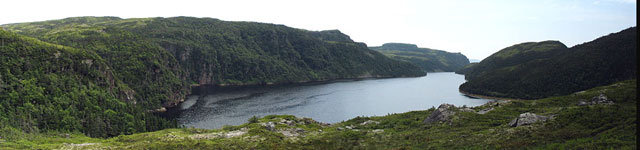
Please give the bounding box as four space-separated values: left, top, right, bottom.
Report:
1 80 635 149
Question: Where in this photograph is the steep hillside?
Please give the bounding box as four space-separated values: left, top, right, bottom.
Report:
2 80 635 149
2 17 425 110
370 43 470 72
2 17 190 110
459 40 568 79
454 62 478 74
0 29 174 137
460 27 637 99
0 17 425 137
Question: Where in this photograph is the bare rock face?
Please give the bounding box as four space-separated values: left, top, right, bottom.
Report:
424 104 457 124
509 112 549 127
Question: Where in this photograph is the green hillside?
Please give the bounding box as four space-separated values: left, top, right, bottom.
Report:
454 62 478 74
2 80 635 149
2 16 425 109
0 29 174 137
460 27 637 99
458 40 568 79
370 43 470 72
0 17 425 137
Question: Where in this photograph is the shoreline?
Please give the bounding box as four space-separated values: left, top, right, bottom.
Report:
458 89 526 101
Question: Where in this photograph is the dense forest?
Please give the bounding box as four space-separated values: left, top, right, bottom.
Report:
0 29 174 137
459 27 637 99
0 17 424 137
370 43 470 72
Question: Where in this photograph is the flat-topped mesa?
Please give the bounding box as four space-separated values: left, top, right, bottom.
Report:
309 29 354 42
378 43 419 51
371 43 470 72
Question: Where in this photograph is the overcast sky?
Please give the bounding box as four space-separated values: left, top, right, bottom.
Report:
1 0 636 59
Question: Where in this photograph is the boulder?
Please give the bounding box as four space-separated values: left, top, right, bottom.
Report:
371 129 384 133
345 125 355 129
279 119 296 126
593 93 613 104
423 104 457 124
483 100 508 107
577 93 614 106
509 112 549 127
360 120 380 126
261 122 276 131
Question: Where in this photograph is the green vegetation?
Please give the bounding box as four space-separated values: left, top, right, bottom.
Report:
1 16 635 149
2 16 425 109
454 62 478 74
1 80 635 149
0 29 174 138
0 16 424 138
370 43 470 72
460 27 637 99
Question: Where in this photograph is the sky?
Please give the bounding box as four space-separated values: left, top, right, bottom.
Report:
0 0 636 59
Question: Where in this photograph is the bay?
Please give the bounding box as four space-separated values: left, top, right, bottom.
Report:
172 72 493 129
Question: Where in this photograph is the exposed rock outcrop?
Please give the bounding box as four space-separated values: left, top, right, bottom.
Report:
279 128 305 137
190 128 248 139
360 120 380 126
261 122 276 131
477 108 494 114
578 93 614 106
460 107 475 113
371 129 384 133
508 112 549 127
424 104 457 124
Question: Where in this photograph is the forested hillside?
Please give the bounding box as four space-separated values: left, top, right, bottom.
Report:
0 29 174 137
458 40 568 79
2 16 424 109
454 62 477 74
460 27 637 99
370 43 470 72
0 17 424 137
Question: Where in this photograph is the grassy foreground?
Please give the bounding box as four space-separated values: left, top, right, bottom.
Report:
0 80 636 149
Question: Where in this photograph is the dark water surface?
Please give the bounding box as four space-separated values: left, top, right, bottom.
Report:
171 72 493 129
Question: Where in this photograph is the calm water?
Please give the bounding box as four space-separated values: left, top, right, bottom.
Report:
172 72 493 129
